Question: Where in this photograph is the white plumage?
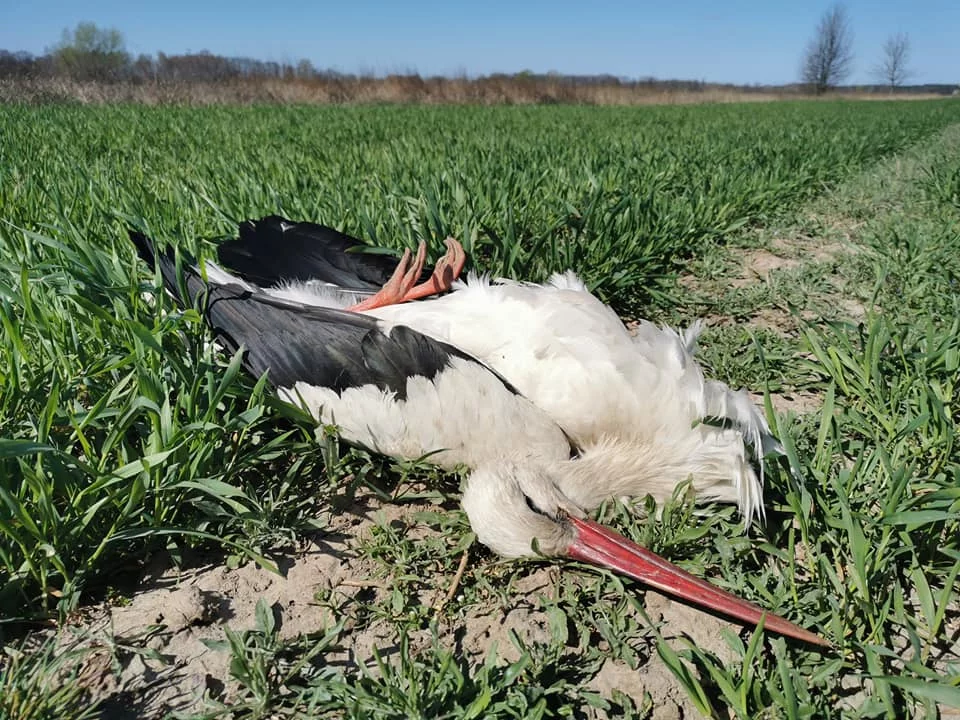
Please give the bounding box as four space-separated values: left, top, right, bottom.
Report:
260 269 779 529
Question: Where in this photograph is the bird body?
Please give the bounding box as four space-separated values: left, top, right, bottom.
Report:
135 231 586 560
128 219 827 647
216 219 775 526
365 272 773 523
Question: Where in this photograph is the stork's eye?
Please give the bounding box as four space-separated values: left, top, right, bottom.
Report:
524 494 549 517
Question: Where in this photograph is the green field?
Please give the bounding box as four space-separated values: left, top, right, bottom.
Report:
1 100 959 718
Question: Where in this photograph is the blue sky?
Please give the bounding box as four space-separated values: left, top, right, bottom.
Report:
1 1 957 85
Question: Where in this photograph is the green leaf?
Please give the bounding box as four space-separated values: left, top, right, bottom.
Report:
877 675 960 708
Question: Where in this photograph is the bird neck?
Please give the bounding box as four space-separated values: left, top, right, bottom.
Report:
550 431 757 518
551 439 684 512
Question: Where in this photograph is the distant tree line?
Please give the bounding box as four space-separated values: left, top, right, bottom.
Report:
0 20 955 105
0 22 330 83
0 45 762 91
0 22 735 89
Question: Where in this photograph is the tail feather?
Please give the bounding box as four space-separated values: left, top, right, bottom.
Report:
703 381 783 456
699 363 783 526
637 317 782 458
632 318 781 524
130 230 201 307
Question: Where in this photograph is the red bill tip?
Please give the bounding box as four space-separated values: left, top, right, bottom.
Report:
565 515 831 648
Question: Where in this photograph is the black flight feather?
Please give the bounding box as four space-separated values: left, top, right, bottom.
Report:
216 215 432 292
130 229 516 401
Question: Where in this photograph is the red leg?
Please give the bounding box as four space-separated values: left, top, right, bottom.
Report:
347 238 466 312
347 242 427 312
401 238 467 302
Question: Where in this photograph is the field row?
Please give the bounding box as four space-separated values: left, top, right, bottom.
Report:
3 100 959 310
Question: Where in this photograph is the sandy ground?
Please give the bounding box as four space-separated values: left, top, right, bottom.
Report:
55 493 743 719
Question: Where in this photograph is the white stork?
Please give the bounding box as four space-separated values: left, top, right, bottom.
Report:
215 217 777 526
130 219 828 648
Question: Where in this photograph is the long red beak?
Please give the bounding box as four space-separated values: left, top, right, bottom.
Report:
566 515 830 648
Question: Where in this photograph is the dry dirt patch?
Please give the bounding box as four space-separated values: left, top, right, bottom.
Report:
55 493 744 718
770 232 853 261
749 390 822 416
75 510 398 717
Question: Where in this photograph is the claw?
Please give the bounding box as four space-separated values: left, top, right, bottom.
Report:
347 238 466 311
402 237 467 302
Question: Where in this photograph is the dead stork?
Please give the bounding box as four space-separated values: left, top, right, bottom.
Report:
130 223 827 647
215 217 777 527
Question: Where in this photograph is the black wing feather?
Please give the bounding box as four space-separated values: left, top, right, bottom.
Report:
216 215 432 291
131 230 510 401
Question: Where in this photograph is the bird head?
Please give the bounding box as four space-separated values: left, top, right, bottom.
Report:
461 461 830 648
461 462 584 559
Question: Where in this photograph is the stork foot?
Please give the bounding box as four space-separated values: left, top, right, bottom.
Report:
347 242 427 312
402 237 467 302
347 237 465 311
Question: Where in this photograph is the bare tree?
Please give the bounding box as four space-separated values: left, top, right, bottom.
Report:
801 4 855 94
873 33 913 91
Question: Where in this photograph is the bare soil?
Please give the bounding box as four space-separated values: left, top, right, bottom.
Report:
58 496 739 718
